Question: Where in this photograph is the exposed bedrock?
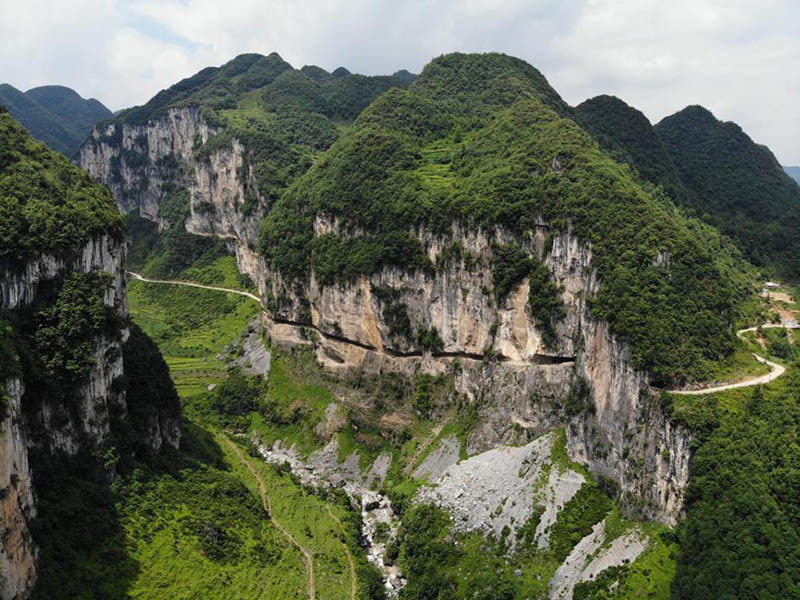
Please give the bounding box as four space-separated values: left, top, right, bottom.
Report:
79 110 690 526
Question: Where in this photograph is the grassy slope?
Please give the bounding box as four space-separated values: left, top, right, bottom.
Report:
127 256 260 397
113 425 309 600
125 253 371 599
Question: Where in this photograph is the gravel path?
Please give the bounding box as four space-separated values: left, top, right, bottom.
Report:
670 325 790 396
224 437 316 599
326 507 357 600
127 271 262 303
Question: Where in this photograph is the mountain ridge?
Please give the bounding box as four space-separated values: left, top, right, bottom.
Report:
655 104 800 277
0 83 111 156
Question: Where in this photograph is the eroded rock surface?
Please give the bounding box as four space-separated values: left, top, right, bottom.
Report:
549 518 648 600
418 432 585 549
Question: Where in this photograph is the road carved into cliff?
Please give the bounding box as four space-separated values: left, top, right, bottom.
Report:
223 437 316 599
669 325 791 396
128 271 575 368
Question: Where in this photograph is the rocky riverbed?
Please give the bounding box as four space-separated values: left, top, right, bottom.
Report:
251 438 406 595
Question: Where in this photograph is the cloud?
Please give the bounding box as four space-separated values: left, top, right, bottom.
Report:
0 0 798 162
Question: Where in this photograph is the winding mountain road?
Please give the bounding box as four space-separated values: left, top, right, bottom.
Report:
127 271 262 303
127 271 792 396
670 325 790 396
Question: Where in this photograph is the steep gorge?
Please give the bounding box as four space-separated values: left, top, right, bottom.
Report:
0 110 180 597
76 52 753 530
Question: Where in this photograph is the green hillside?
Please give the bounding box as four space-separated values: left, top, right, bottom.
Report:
259 52 755 384
655 105 800 278
111 52 412 126
0 83 110 156
574 94 688 203
0 107 123 264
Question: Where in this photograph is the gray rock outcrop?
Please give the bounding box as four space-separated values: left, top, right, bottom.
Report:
0 232 180 597
77 110 692 527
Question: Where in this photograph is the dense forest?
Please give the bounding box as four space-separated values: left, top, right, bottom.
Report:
0 107 124 264
0 84 110 156
573 94 688 204
655 105 800 278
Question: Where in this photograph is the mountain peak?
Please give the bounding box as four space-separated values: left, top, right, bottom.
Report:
0 83 110 155
300 65 331 81
412 52 569 115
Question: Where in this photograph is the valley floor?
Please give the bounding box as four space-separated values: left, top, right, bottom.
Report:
120 258 800 600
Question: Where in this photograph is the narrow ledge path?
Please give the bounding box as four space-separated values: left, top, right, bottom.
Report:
223 437 316 600
127 271 575 368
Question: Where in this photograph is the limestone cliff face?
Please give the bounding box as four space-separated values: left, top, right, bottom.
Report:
77 108 216 219
259 221 691 525
0 379 35 600
0 234 180 598
77 113 690 525
77 108 264 248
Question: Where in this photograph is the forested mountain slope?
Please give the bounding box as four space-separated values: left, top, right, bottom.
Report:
0 84 111 156
0 108 180 596
655 105 800 278
573 94 688 203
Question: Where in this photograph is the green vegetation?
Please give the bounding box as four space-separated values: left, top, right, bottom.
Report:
29 423 311 599
127 264 260 398
259 52 755 384
490 242 566 345
395 495 674 600
226 435 373 600
0 111 123 264
0 83 111 156
32 271 115 385
574 95 688 204
247 352 333 456
655 105 800 279
0 315 19 421
665 340 800 597
122 262 377 598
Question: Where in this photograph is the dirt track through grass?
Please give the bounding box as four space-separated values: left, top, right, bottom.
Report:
224 437 316 599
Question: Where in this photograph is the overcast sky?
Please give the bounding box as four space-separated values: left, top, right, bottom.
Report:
2 0 798 162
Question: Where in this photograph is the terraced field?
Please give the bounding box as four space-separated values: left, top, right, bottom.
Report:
127 257 261 397
415 139 457 189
